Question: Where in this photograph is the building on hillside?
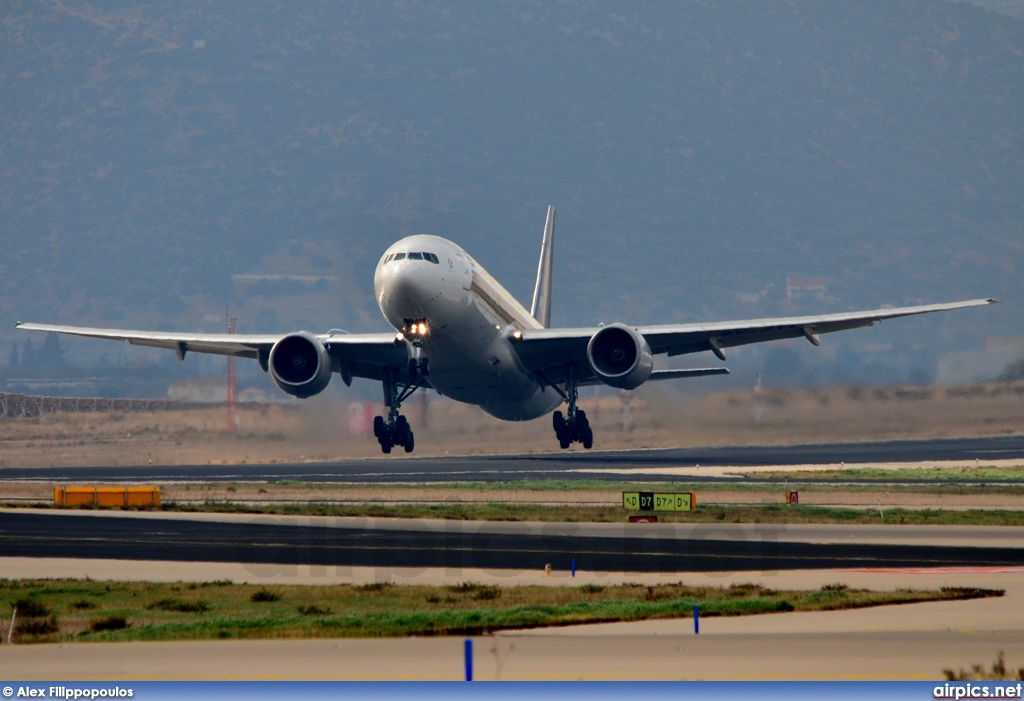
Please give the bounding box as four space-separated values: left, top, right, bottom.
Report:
785 275 827 301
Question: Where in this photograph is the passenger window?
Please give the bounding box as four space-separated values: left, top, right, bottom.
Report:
394 252 406 260
409 252 423 260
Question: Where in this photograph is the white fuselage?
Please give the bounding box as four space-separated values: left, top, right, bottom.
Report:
373 235 561 421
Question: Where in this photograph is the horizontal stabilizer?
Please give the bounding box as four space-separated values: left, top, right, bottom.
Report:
648 368 730 381
578 367 728 386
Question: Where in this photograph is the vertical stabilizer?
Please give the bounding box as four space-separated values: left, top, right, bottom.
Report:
530 206 555 328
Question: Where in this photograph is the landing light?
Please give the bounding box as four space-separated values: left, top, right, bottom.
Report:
417 322 428 335
512 330 523 340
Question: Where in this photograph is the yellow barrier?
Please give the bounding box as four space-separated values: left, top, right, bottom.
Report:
54 486 161 508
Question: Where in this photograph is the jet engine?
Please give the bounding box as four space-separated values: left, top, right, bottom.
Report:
585 323 653 390
268 332 332 398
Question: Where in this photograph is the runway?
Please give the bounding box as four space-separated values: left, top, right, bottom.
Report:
2 434 1024 484
4 510 1024 573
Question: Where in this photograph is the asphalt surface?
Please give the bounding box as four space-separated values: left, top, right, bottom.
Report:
3 511 1023 573
2 434 1023 484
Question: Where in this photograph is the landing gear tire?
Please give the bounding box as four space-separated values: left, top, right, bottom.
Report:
582 427 593 450
374 414 415 455
552 410 564 432
552 408 594 449
419 358 430 377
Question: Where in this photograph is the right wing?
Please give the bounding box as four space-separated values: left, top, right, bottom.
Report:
14 322 410 382
511 298 998 378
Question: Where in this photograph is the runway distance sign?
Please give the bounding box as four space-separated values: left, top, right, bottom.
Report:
623 492 695 512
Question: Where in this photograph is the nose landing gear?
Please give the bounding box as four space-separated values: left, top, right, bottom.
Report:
374 367 422 454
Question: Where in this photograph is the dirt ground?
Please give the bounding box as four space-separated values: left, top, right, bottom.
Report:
6 480 1024 512
1 380 1023 468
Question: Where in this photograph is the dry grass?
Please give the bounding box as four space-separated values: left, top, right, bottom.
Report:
0 380 1022 468
0 578 1002 644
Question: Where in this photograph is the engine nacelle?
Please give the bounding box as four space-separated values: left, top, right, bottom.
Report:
268 332 332 398
586 323 654 390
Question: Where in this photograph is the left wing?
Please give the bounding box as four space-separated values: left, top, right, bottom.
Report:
512 298 998 374
14 322 409 382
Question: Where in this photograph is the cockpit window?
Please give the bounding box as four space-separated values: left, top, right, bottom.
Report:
387 251 439 263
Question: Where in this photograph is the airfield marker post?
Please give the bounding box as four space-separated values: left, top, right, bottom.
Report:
693 605 699 634
464 638 473 681
571 558 576 577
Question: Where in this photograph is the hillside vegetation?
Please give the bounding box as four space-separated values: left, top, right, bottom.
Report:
2 2 1021 366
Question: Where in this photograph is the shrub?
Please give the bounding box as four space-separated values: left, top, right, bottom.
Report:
472 586 501 601
296 604 332 616
146 598 210 613
945 652 1024 681
90 616 129 632
579 584 604 594
70 599 96 610
18 616 59 635
250 589 282 603
12 597 50 618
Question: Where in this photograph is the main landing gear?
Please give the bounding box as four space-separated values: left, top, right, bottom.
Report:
548 365 593 450
374 365 424 454
553 409 592 449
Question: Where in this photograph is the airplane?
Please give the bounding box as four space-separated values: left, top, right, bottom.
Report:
17 206 997 454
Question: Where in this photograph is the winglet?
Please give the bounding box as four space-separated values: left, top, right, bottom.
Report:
530 206 555 328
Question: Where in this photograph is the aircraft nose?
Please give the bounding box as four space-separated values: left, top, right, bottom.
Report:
382 261 432 318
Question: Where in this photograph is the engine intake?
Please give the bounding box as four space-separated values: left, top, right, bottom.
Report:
586 323 654 390
269 332 332 398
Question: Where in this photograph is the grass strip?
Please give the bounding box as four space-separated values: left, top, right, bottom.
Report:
148 501 1024 526
1 579 1002 644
